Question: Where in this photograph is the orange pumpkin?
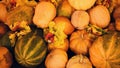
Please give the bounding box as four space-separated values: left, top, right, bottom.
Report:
70 30 92 55
89 31 120 68
0 46 13 68
66 54 93 68
48 39 69 51
54 16 75 35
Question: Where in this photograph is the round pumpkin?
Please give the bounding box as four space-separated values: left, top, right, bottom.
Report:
70 30 92 55
54 16 75 35
89 31 120 68
89 5 110 28
45 49 68 68
66 54 92 68
14 30 47 67
71 10 90 30
0 46 13 68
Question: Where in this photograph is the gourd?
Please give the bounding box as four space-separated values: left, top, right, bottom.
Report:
70 30 92 55
89 5 110 28
14 29 47 67
71 10 89 30
33 1 56 28
66 54 93 68
45 49 68 68
89 31 120 68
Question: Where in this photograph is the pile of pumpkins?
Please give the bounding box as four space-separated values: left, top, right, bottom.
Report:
0 0 120 68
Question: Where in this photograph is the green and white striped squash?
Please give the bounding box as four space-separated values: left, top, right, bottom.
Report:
89 31 120 68
14 30 47 67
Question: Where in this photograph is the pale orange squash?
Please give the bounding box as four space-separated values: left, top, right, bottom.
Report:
89 5 110 28
66 54 93 68
45 49 68 68
33 1 56 28
71 10 90 30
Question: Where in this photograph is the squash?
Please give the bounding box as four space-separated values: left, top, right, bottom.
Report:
45 49 68 68
70 30 92 55
68 0 96 10
66 54 92 68
0 46 13 68
33 1 56 28
14 29 47 67
89 5 110 28
54 16 75 35
71 10 90 30
89 31 120 68
48 39 69 51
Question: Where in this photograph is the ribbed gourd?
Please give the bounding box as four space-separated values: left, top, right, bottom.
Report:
89 31 120 68
14 29 47 67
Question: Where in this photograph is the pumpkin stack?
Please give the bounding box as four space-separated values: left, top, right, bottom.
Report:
0 0 120 68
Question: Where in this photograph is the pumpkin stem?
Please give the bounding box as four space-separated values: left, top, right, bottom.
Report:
79 54 83 63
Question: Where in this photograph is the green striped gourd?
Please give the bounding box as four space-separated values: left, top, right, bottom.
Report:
15 29 47 67
89 31 120 68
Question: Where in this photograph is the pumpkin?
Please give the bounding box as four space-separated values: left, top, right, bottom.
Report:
70 30 92 55
89 31 120 68
71 10 90 30
89 5 110 28
66 54 92 68
48 39 69 51
0 46 13 68
45 49 68 68
54 16 75 35
14 29 47 67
